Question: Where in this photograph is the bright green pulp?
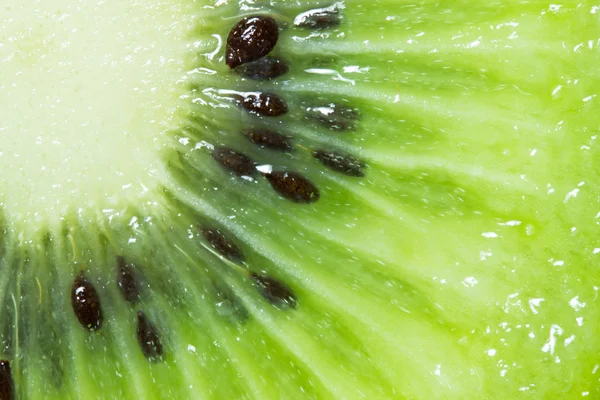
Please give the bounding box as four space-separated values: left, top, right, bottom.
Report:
0 0 598 399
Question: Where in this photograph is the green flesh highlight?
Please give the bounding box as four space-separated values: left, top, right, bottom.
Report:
0 0 598 399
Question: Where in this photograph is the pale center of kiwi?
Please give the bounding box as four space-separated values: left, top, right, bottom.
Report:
0 0 195 226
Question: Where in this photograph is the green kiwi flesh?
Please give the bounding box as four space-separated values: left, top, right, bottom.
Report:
0 0 598 399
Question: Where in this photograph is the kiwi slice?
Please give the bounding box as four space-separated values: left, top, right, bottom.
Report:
0 0 597 398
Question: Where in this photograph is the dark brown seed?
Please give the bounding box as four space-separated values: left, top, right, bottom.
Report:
201 227 244 262
136 312 163 361
264 171 320 203
241 93 288 117
251 273 297 309
235 56 289 80
116 256 140 304
71 273 103 331
0 361 14 400
313 150 365 177
226 16 279 69
243 129 292 151
294 7 341 29
306 103 359 131
212 147 256 176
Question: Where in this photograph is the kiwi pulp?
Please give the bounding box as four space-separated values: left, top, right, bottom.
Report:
0 1 598 399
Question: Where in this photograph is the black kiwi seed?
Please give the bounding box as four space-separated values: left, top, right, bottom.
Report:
116 256 140 304
240 92 288 117
136 311 164 361
313 150 365 177
201 227 244 262
251 273 297 309
71 272 103 331
212 147 257 176
294 7 341 29
235 56 289 80
264 171 320 203
243 128 292 151
226 16 279 69
0 360 14 400
306 103 359 131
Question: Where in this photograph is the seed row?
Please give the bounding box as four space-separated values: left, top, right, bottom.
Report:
221 11 366 204
54 7 347 383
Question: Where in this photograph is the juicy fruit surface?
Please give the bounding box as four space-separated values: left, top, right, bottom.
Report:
0 0 598 399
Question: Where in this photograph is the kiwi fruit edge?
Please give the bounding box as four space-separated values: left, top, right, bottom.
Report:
0 0 598 399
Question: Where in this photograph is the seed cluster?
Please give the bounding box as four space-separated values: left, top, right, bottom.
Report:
199 225 298 308
196 8 368 312
197 7 372 316
216 9 366 206
51 7 357 389
69 260 165 362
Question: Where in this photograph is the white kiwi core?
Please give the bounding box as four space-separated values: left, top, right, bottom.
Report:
0 0 194 226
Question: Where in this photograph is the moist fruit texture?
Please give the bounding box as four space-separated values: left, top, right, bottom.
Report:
0 0 598 399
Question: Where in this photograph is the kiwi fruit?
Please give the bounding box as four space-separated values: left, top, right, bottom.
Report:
0 0 597 399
